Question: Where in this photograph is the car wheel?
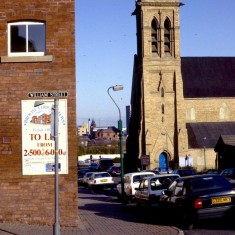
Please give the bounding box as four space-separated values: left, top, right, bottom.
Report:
180 211 196 230
117 192 122 200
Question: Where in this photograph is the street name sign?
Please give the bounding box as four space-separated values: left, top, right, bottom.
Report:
28 91 68 98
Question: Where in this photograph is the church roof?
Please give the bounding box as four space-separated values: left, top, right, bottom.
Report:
181 57 235 98
186 122 235 149
220 135 235 147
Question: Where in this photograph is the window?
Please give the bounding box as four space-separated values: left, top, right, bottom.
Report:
164 18 171 55
161 104 165 114
151 18 160 56
161 87 164 97
219 103 228 120
8 21 46 56
186 105 196 121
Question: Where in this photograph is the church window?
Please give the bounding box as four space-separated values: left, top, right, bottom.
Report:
164 18 171 55
151 19 160 56
161 87 164 97
161 104 165 114
8 21 46 56
219 103 229 120
186 106 195 121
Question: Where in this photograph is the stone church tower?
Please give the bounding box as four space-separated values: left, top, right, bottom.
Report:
127 0 235 173
127 0 187 171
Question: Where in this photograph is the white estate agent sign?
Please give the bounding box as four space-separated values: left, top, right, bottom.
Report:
21 99 68 175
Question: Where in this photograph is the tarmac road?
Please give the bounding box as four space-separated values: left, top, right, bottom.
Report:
78 186 183 235
80 186 235 235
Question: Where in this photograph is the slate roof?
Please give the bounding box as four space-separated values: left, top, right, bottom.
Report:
181 57 235 98
186 122 235 149
215 135 235 149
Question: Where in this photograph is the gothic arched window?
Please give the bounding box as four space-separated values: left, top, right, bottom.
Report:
219 103 229 120
186 105 196 121
164 18 171 55
151 18 160 56
161 104 165 114
161 87 164 97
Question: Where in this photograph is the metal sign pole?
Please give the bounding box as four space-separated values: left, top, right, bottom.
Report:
53 98 60 235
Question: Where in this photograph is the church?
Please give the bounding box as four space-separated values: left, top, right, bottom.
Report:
126 0 235 173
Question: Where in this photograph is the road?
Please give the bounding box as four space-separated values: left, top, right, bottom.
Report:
80 181 235 235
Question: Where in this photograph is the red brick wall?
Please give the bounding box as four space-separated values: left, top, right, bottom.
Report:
0 0 78 226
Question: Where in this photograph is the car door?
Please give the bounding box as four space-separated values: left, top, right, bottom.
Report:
140 178 149 202
135 179 148 202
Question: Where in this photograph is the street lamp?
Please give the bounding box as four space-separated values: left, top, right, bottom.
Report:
34 99 60 235
107 85 124 201
203 137 207 170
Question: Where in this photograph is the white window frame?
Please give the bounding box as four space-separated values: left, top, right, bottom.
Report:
8 21 45 57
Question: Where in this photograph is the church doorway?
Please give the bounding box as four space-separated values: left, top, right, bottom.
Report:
158 152 168 172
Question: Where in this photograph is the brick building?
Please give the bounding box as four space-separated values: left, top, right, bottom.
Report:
127 0 235 173
0 0 78 226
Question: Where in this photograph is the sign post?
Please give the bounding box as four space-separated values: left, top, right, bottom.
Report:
24 91 68 235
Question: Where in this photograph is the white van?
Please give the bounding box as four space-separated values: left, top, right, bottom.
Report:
116 171 156 202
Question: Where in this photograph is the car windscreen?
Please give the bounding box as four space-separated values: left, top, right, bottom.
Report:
190 176 232 193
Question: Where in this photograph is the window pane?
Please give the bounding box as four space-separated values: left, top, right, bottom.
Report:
28 24 45 53
11 25 26 52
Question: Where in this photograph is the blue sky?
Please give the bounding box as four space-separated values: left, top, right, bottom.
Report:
76 0 235 127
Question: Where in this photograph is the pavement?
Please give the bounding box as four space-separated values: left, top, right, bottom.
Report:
0 187 184 235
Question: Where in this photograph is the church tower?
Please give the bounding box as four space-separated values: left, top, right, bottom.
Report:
129 0 186 171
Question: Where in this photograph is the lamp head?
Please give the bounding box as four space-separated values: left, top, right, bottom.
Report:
113 85 124 91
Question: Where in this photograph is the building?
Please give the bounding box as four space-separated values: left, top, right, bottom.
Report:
127 0 235 173
77 123 89 136
0 0 78 226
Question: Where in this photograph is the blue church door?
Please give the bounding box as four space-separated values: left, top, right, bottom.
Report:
159 152 168 172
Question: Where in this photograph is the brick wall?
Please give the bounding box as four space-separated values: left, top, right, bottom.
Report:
0 0 78 226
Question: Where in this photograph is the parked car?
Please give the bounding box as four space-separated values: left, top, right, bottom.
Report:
141 169 160 175
107 166 121 176
87 172 115 191
78 168 90 185
220 168 235 185
98 158 114 171
172 169 197 177
135 174 180 207
82 172 93 187
204 169 219 174
89 163 100 171
159 174 235 229
116 171 156 202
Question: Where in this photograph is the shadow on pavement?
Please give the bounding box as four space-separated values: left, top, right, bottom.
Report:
78 186 235 231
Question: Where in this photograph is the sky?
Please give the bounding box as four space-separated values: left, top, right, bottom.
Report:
75 0 235 128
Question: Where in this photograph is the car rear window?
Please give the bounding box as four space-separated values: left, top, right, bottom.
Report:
133 174 154 183
190 176 232 192
94 173 110 178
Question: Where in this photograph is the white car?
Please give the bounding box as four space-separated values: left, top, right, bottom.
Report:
116 171 156 202
87 172 115 190
82 172 93 186
135 174 180 207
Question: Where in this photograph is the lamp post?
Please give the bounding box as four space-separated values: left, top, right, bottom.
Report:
203 137 207 170
34 99 60 235
107 85 124 201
